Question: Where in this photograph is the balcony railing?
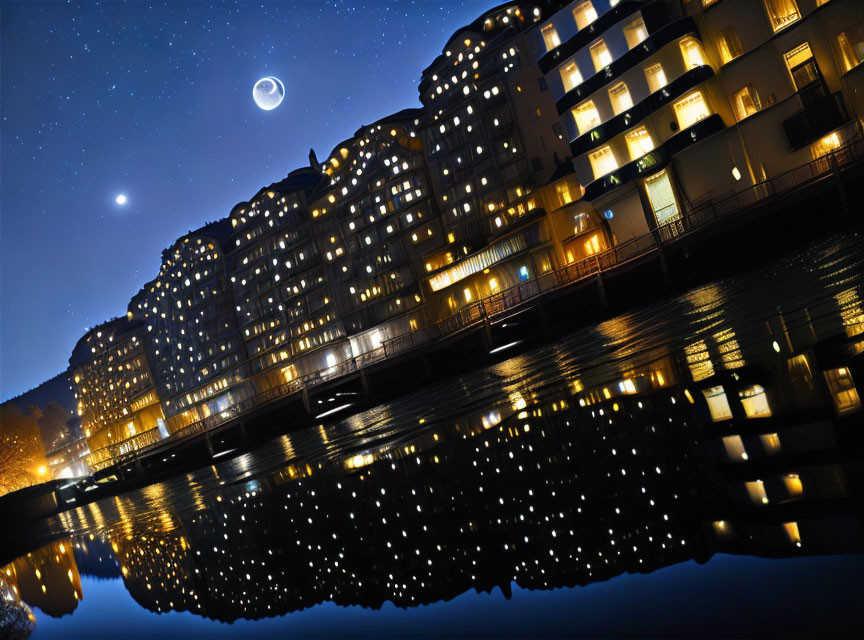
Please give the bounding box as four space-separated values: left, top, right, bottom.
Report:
782 92 849 150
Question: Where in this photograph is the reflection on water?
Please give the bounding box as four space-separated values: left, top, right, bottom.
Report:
3 232 863 636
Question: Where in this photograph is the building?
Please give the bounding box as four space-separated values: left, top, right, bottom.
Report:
131 220 252 433
536 0 864 248
307 109 439 356
69 317 166 470
44 416 91 480
226 166 325 390
416 2 579 317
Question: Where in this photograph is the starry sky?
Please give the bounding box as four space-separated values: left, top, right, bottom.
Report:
0 0 500 402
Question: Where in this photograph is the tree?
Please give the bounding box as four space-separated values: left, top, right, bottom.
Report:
0 404 48 497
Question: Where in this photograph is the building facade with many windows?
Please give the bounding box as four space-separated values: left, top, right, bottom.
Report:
130 220 253 432
537 0 863 246
69 317 166 469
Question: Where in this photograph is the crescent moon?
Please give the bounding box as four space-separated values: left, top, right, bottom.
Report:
268 77 284 95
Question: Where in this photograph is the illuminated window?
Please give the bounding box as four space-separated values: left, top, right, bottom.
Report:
679 37 706 69
838 24 864 72
811 132 841 159
733 84 761 121
760 432 782 454
572 2 597 29
542 24 561 51
673 90 710 129
703 385 733 421
716 26 743 65
584 233 601 255
745 480 769 504
739 384 771 417
783 521 802 546
712 520 732 536
590 39 612 71
764 0 800 33
644 63 667 93
783 473 804 496
722 435 748 462
623 16 648 49
572 100 601 135
588 146 618 178
784 42 816 89
823 367 862 415
608 81 633 115
625 126 654 160
560 61 583 92
556 182 573 206
644 169 679 225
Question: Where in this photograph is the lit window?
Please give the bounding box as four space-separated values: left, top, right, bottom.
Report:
625 126 654 160
588 146 618 179
838 24 864 72
589 39 612 71
739 384 771 417
608 81 633 115
560 61 583 92
703 385 732 421
722 435 748 462
712 520 731 536
623 16 648 49
810 132 841 159
574 212 590 233
572 1 598 30
584 234 600 255
644 169 680 225
783 521 802 546
679 37 706 69
783 473 804 496
746 480 769 504
673 90 710 129
556 182 573 206
784 43 818 90
644 63 667 93
572 100 601 135
760 432 782 454
541 24 561 51
823 367 862 415
764 0 800 33
732 84 761 121
716 26 743 65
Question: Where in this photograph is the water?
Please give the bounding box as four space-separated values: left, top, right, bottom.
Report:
3 231 863 638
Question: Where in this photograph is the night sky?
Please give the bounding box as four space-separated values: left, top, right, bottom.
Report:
0 0 499 401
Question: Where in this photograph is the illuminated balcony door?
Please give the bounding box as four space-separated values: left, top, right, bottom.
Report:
784 42 827 102
644 169 680 228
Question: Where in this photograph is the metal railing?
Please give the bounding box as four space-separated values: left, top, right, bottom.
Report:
92 134 864 472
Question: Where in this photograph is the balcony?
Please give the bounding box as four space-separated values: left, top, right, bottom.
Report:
782 92 849 151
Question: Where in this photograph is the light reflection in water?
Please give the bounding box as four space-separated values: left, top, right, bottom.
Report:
2 232 863 634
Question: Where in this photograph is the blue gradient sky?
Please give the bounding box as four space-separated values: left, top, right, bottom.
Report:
0 0 498 401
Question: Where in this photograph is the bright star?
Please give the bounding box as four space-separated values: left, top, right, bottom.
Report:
115 194 127 205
